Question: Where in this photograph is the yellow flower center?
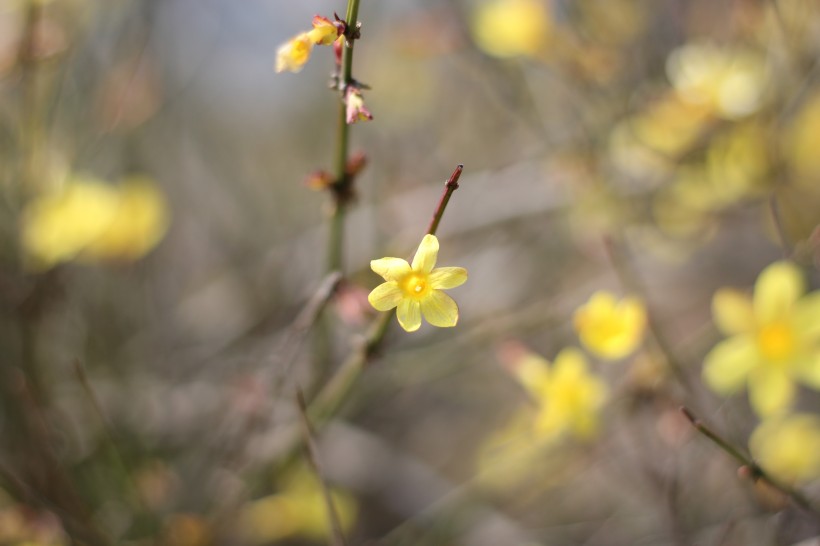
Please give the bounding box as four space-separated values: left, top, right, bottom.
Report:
757 321 796 362
401 273 429 299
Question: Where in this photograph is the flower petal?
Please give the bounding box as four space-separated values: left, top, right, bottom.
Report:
367 282 403 312
397 299 422 332
794 292 820 341
702 335 757 394
754 261 804 323
428 267 468 289
796 353 820 390
748 367 794 417
712 288 754 335
411 234 438 274
370 257 411 282
420 290 459 328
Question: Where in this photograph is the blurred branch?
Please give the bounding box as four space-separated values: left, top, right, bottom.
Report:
603 235 694 392
679 406 818 516
296 389 348 546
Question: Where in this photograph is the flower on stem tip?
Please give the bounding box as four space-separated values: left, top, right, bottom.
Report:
275 15 344 74
573 291 647 360
703 261 820 416
368 234 467 332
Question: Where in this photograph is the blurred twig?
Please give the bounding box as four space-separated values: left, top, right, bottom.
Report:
680 406 818 516
603 235 694 393
296 389 348 546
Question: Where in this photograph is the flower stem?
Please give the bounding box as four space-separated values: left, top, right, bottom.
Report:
326 0 361 274
680 406 817 514
310 164 464 422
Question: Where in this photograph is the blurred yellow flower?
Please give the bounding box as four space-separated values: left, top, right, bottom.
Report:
239 467 357 544
574 291 647 360
666 42 768 120
368 234 468 332
275 32 314 73
21 175 169 270
784 92 820 187
703 261 820 416
471 0 551 58
275 16 344 73
21 177 119 268
81 177 169 262
750 413 820 484
509 347 608 439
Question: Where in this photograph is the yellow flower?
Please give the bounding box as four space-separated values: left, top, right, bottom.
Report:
21 177 120 268
275 32 314 73
750 413 820 484
368 234 467 332
509 347 608 440
275 16 343 74
666 42 768 120
703 261 820 416
308 15 342 46
471 0 551 58
239 467 357 544
80 176 169 262
21 175 169 270
573 291 647 360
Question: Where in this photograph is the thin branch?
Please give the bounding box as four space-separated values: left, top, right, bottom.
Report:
296 389 348 546
680 406 817 515
426 164 463 236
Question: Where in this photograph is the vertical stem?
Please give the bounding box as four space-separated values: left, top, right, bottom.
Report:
326 0 361 274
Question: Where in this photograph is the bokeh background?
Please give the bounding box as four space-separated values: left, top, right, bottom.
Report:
2 0 820 544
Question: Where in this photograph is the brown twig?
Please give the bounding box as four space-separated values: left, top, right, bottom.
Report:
680 406 817 515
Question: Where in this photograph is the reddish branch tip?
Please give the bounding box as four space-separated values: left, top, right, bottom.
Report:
446 164 463 189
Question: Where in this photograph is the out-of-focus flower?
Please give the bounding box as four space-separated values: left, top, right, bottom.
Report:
703 261 820 416
275 32 314 73
21 175 169 270
505 345 608 439
344 87 373 124
275 15 344 73
471 0 551 58
473 409 574 490
750 413 820 484
21 176 119 268
81 176 169 262
666 42 768 120
574 291 647 360
239 467 357 544
784 92 820 187
368 234 468 332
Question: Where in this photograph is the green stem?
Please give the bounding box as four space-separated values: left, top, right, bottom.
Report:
325 0 361 274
